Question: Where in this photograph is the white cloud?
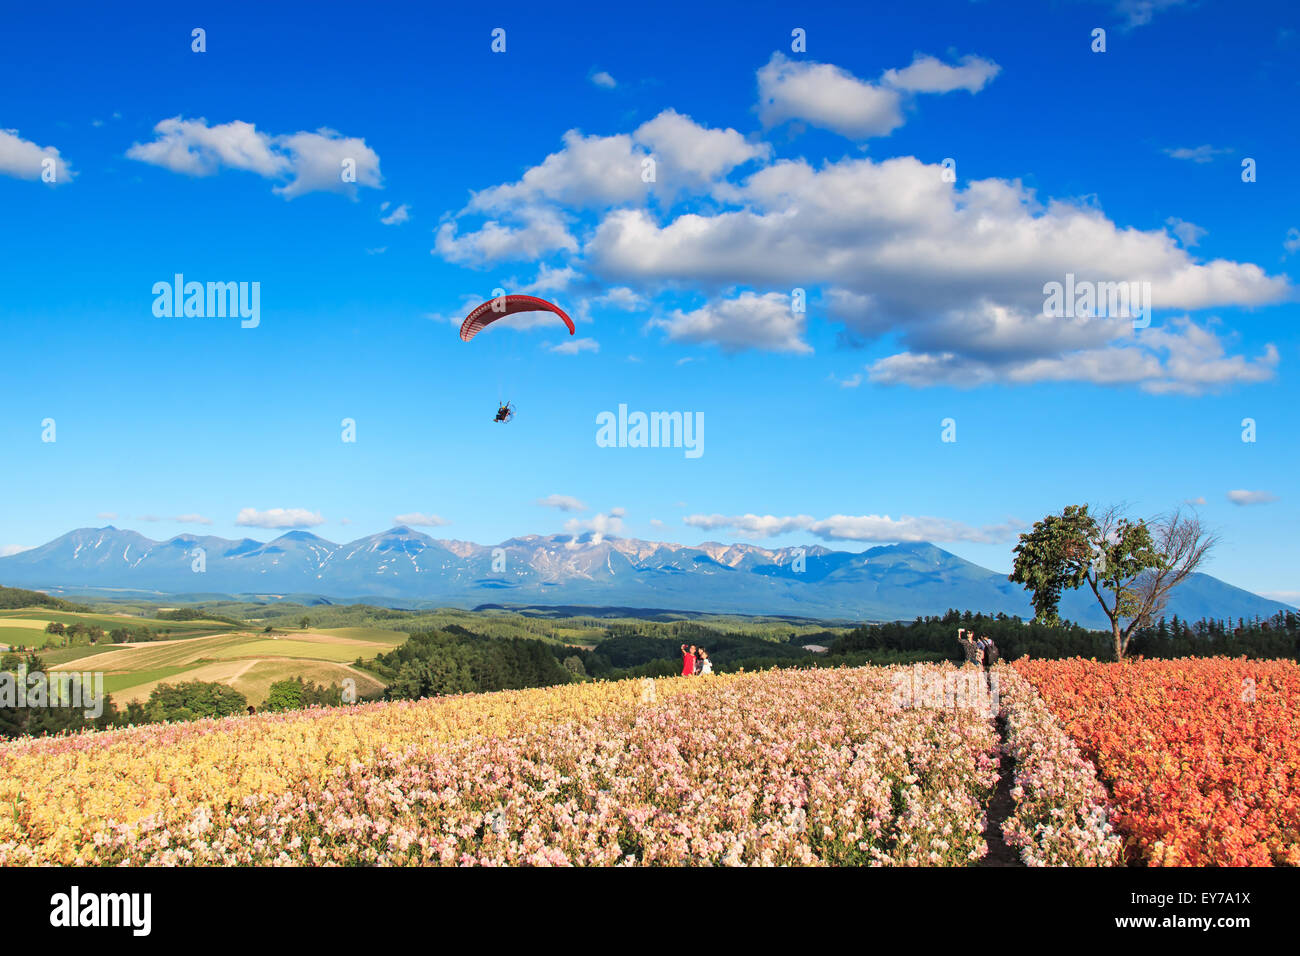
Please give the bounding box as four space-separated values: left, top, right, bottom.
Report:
634 108 769 192
565 509 625 544
468 129 649 211
882 53 1001 94
1183 496 1207 506
591 71 617 89
757 52 999 140
380 202 410 225
685 513 815 537
525 264 580 293
537 494 588 512
550 337 600 355
0 128 74 183
757 53 903 139
1284 228 1300 255
588 154 1287 387
1163 144 1232 163
434 206 578 265
684 512 1021 543
394 512 451 527
1166 216 1206 248
127 117 382 199
236 507 325 528
127 117 285 177
0 544 32 557
1226 490 1278 506
273 128 382 199
97 512 118 520
649 291 812 354
867 317 1279 394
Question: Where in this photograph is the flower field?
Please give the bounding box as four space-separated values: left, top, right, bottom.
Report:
0 666 999 865
1013 657 1300 866
5 656 1293 867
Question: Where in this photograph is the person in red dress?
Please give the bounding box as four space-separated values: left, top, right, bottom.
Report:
680 644 696 676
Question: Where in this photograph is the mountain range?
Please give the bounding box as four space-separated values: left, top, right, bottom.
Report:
0 526 1292 627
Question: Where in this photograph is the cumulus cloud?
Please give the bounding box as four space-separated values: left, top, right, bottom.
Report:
1226 490 1278 506
564 508 625 545
0 128 74 183
684 512 1021 543
380 202 410 225
537 494 588 512
882 53 1001 93
591 71 617 89
435 206 578 265
758 52 999 140
236 507 325 528
459 111 762 221
468 129 648 212
127 117 382 198
588 154 1287 383
394 512 451 527
1284 227 1300 255
757 53 904 139
649 291 812 354
634 108 769 193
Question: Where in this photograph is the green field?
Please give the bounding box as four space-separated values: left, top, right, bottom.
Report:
6 597 855 710
37 626 402 706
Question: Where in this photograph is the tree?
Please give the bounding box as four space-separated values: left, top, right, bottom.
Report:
1010 503 1217 660
299 616 311 630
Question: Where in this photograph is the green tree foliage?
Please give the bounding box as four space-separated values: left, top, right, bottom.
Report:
144 681 248 723
1010 503 1218 659
375 629 574 700
262 677 345 712
0 653 124 739
825 608 1298 663
0 586 89 612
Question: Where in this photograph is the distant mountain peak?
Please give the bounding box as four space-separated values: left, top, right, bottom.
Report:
0 526 1291 625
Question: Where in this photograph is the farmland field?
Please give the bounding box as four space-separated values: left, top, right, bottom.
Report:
42 628 399 705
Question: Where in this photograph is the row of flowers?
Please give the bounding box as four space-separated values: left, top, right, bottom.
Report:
1013 657 1300 866
1 666 999 865
994 665 1124 866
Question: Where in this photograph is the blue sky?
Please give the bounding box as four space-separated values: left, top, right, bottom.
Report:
1 0 1296 600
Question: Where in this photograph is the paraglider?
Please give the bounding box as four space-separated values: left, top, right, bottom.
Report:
460 294 573 423
459 294 574 342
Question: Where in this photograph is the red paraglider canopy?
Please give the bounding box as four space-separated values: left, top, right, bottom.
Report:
459 294 575 342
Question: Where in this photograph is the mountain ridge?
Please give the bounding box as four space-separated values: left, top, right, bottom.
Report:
0 526 1292 627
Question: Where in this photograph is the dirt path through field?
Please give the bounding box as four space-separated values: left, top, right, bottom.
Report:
980 714 1024 866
